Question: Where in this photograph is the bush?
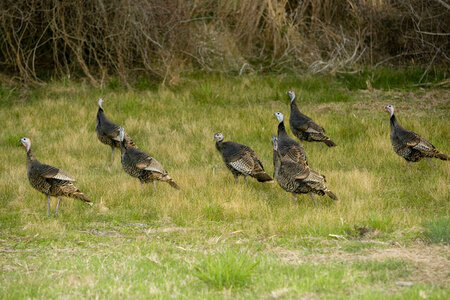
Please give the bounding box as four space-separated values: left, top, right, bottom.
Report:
0 0 448 85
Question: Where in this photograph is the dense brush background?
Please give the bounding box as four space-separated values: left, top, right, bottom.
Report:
0 0 449 85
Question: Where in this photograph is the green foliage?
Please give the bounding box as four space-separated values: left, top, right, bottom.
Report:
423 217 450 245
107 77 123 90
194 249 259 289
134 76 158 91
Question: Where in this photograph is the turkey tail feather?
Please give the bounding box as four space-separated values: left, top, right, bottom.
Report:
324 139 337 147
72 191 93 206
325 190 338 201
435 151 449 161
160 175 180 190
255 172 273 182
168 179 180 190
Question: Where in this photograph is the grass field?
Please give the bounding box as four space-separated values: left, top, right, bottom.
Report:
0 71 449 299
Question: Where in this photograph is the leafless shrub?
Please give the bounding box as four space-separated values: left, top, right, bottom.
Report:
0 0 448 86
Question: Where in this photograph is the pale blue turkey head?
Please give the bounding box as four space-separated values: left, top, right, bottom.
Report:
385 105 394 116
98 98 104 109
19 137 31 152
273 112 284 123
213 132 224 142
287 90 295 102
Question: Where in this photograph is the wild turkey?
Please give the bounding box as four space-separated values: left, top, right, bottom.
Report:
96 98 136 163
385 105 449 167
272 136 338 205
19 137 93 215
118 127 180 189
273 112 308 166
214 132 272 184
287 90 336 147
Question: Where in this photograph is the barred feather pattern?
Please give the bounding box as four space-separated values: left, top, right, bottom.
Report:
289 100 336 147
96 107 136 149
215 139 272 182
389 114 449 162
276 120 308 166
120 142 180 189
273 143 338 201
25 149 92 206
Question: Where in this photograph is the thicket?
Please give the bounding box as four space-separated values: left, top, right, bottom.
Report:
0 0 448 85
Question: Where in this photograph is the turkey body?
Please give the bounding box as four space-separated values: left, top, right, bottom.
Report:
120 133 180 189
275 113 308 166
214 133 272 183
96 99 135 161
27 154 91 203
20 137 92 215
388 111 449 163
288 91 336 147
272 137 337 204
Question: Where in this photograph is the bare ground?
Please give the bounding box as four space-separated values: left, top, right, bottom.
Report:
273 242 450 285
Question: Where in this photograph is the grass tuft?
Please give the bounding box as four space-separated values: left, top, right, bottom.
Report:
194 249 259 289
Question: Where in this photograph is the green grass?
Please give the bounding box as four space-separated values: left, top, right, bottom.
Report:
337 67 448 90
423 217 450 245
194 249 259 289
353 259 411 282
0 72 449 298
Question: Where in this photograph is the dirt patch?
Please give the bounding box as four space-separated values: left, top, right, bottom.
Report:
368 245 449 284
273 242 449 285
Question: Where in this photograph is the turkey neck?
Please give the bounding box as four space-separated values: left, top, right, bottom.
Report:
215 140 224 152
97 107 105 124
389 113 398 133
272 149 282 176
277 121 289 138
290 99 301 115
119 140 128 154
26 149 37 169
